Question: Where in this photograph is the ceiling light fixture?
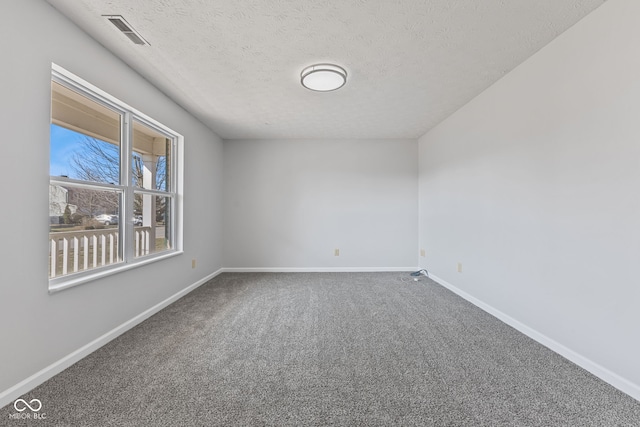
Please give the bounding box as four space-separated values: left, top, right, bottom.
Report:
300 64 347 92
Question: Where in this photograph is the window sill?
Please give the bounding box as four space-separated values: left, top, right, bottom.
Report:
48 250 184 294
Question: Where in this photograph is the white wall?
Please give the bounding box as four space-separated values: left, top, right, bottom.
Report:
0 1 224 405
418 0 640 398
223 139 418 270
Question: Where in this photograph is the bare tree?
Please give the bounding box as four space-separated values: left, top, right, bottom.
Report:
68 136 168 218
67 187 118 218
70 136 119 184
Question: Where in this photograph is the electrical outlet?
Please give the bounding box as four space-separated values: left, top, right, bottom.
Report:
192 259 196 269
420 249 426 257
334 248 340 256
457 262 462 273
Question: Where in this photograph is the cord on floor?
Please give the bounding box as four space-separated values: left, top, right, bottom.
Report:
399 269 429 283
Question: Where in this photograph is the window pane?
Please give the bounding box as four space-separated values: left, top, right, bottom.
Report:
49 67 182 291
132 121 172 192
133 193 172 258
49 184 122 278
51 81 122 184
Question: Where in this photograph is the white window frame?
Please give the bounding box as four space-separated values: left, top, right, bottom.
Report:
49 64 183 293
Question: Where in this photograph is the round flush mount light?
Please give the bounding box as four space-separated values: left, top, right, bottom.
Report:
301 64 347 92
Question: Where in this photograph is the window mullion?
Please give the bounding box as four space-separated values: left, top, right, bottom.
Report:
49 177 124 192
122 112 134 263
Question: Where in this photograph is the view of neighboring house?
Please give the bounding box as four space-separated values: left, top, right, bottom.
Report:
49 183 77 224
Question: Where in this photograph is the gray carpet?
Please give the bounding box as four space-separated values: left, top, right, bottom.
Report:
2 272 640 426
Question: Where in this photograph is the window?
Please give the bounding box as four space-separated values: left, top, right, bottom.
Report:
49 65 182 292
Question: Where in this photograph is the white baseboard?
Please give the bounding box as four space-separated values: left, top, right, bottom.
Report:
222 267 419 273
428 273 640 402
0 268 223 409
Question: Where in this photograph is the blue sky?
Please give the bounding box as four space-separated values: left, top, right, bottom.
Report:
50 124 123 181
50 124 83 178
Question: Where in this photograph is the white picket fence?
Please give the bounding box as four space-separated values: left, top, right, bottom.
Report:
49 227 151 278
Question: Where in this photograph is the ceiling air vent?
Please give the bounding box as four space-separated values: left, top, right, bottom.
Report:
103 15 149 46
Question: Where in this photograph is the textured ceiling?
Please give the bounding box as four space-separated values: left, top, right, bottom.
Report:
46 0 606 140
